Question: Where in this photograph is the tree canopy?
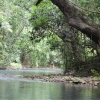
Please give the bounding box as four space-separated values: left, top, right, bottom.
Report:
0 0 100 75
36 0 100 45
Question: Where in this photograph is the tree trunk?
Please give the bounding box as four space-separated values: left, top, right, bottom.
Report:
20 49 29 68
51 0 100 45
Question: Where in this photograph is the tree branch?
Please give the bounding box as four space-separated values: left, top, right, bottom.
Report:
69 0 100 14
51 0 100 45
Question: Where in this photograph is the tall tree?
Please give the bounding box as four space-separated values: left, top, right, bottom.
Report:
36 0 100 45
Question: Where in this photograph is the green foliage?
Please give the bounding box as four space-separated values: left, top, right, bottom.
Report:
47 34 62 50
91 69 100 77
73 0 100 24
31 12 48 30
29 0 100 73
0 18 2 27
0 0 100 73
10 62 22 68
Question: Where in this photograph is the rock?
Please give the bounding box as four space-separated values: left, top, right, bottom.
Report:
69 77 86 84
76 78 86 84
22 74 100 87
97 82 100 87
94 81 99 86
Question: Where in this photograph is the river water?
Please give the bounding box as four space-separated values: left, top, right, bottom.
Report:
0 68 100 100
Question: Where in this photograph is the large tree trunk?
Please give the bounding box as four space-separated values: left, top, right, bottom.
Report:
51 0 100 45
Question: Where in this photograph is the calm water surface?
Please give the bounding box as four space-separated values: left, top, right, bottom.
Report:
0 68 100 100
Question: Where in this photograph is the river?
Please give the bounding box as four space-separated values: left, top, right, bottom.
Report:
0 68 100 100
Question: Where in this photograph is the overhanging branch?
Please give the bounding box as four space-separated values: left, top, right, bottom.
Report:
51 0 100 45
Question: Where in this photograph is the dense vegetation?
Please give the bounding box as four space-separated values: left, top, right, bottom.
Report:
0 0 100 75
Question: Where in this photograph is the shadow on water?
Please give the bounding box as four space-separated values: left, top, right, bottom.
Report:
0 68 100 100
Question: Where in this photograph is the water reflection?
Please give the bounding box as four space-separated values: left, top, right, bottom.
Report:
0 81 100 100
0 69 100 100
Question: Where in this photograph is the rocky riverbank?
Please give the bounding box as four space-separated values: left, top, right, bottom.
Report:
24 74 100 87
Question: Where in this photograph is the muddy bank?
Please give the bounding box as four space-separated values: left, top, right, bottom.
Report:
24 74 100 87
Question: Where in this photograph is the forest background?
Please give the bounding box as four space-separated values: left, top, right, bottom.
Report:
0 0 100 76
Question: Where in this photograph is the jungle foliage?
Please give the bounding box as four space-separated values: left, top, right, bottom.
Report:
0 0 100 75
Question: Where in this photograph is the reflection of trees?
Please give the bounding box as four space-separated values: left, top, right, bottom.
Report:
0 81 99 100
63 84 94 100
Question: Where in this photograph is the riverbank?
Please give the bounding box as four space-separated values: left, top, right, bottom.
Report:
24 74 100 87
1 67 100 87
